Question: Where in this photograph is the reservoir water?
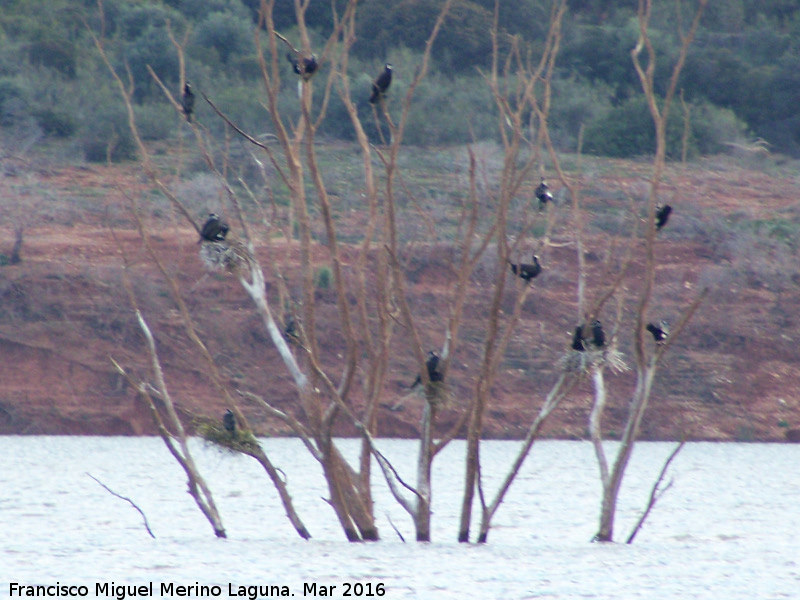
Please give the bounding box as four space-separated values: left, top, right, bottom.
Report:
0 437 798 598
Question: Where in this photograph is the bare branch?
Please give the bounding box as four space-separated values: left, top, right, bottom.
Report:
238 390 321 462
626 439 686 543
201 91 290 188
358 424 422 516
87 473 155 538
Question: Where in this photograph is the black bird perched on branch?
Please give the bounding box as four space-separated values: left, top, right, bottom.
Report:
655 204 672 231
571 325 586 351
284 316 301 345
646 321 669 343
181 82 195 123
535 177 554 210
508 255 542 282
410 351 444 389
369 64 393 104
199 213 229 243
591 320 606 348
287 52 318 80
223 409 236 434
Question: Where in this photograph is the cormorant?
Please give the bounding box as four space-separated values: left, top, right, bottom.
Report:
591 320 606 348
284 316 301 345
287 53 318 80
508 255 542 282
655 204 672 231
535 177 554 210
646 321 669 343
223 409 236 433
571 325 586 351
199 213 229 243
410 351 443 388
369 64 393 104
181 82 195 123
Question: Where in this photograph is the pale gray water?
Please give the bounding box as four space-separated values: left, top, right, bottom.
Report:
0 437 798 599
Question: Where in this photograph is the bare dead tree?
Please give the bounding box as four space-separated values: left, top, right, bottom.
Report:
88 3 311 540
110 306 226 538
86 0 715 549
461 0 707 546
242 0 383 542
337 0 474 543
458 0 568 544
591 0 709 543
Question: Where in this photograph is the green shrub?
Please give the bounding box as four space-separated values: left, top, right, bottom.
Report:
193 11 254 65
27 38 76 78
404 72 497 145
550 76 614 152
583 95 692 159
689 101 750 155
118 4 183 40
79 98 137 163
0 77 29 126
32 108 75 138
314 265 333 289
133 103 174 141
122 24 180 101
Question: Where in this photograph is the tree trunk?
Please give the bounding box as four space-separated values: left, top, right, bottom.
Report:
415 401 436 542
458 385 484 542
10 226 23 264
246 445 311 540
595 365 657 541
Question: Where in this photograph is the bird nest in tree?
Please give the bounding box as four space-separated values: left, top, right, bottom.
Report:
413 381 452 409
557 348 629 374
199 240 255 275
603 348 630 373
195 418 259 454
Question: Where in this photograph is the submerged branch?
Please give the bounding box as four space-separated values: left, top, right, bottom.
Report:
626 439 686 544
87 472 155 538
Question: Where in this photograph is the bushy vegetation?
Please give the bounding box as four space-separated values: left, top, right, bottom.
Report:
0 0 797 158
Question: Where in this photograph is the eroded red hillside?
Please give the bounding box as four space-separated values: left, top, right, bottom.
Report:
1 154 800 441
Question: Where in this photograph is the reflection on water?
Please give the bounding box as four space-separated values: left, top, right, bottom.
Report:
0 437 798 598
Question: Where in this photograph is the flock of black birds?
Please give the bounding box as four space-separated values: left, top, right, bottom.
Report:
570 320 606 352
285 52 392 104
197 43 676 426
182 53 392 128
205 189 670 423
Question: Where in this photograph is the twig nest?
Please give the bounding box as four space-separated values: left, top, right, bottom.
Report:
558 348 629 374
558 350 589 373
604 348 630 373
199 239 255 275
416 381 451 409
195 418 259 453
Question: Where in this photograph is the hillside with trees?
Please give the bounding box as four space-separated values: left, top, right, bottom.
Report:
1 0 798 157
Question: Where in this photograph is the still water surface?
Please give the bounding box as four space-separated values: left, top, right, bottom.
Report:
0 437 798 599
